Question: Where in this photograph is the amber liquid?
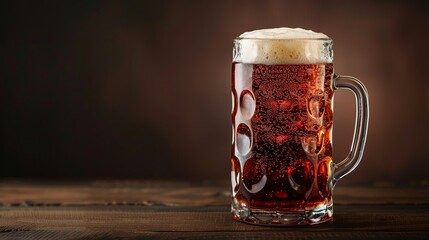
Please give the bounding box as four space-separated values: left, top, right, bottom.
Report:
231 63 334 211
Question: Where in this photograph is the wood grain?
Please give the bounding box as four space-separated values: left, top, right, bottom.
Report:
0 205 428 239
0 181 428 239
0 180 428 206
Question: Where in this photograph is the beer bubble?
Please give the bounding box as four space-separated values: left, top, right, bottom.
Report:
236 123 252 155
239 90 256 119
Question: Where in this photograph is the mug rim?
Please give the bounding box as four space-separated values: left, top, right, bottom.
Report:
234 37 332 41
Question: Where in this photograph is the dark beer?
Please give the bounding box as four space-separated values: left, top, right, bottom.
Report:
231 63 334 219
231 27 369 226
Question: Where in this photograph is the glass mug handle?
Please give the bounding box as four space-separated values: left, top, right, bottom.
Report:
332 75 370 184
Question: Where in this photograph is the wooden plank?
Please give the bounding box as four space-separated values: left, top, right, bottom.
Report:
0 181 228 206
0 205 428 238
0 181 428 239
0 180 428 206
1 231 428 240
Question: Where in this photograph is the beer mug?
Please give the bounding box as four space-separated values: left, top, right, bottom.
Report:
230 28 369 225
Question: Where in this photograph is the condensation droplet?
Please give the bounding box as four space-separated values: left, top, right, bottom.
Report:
236 123 252 155
239 90 256 119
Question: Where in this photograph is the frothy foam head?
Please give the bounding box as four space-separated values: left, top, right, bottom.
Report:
234 28 332 64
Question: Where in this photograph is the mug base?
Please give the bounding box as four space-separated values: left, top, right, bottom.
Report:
231 201 333 226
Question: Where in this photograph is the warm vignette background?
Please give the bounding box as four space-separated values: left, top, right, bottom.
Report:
1 1 429 184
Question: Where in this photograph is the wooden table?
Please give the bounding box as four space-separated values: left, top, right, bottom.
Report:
0 181 428 239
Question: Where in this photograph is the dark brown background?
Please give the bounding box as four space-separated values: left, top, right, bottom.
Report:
1 0 429 184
